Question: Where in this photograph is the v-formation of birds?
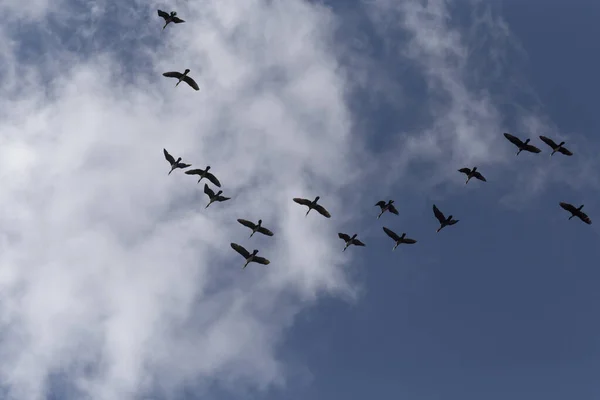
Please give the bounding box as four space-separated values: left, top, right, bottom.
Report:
158 9 592 267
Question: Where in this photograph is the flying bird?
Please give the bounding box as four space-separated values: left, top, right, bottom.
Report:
293 196 331 218
204 184 230 208
539 136 573 156
162 69 200 91
433 204 459 232
157 10 185 30
185 166 221 187
338 233 366 252
503 133 542 155
458 166 487 185
237 219 274 238
230 243 270 269
163 148 191 175
375 200 399 219
559 202 592 225
382 227 417 251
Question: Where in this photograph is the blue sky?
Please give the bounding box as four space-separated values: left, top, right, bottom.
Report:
0 0 599 400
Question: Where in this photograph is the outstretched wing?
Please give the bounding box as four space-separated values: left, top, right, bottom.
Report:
523 144 541 153
560 202 577 214
204 183 215 198
388 204 399 215
458 167 471 175
172 17 185 23
177 163 191 169
230 243 250 259
338 233 351 242
432 204 446 224
539 135 559 149
473 171 487 182
352 239 366 247
402 238 417 244
157 9 170 20
183 76 200 91
185 168 204 176
257 226 274 236
237 219 256 230
375 200 386 208
504 132 524 147
163 148 175 164
293 198 312 207
163 71 183 79
216 195 230 202
448 219 459 226
205 172 221 187
577 211 592 225
314 204 331 218
382 227 400 242
253 256 270 265
558 146 573 156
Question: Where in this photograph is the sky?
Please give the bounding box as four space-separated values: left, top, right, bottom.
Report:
0 0 599 399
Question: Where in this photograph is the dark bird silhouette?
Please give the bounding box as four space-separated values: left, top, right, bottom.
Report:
375 200 399 219
230 243 270 269
204 184 230 208
559 202 592 225
185 166 221 187
293 196 331 218
338 233 366 251
503 132 542 155
382 227 417 251
162 69 200 91
237 219 274 238
458 166 487 185
433 204 459 232
163 148 191 175
539 136 573 156
157 10 185 30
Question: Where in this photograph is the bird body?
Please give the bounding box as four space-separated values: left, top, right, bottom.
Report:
157 10 185 30
204 183 230 208
293 196 331 218
185 166 221 187
163 69 200 91
338 233 366 251
539 136 573 156
382 227 417 251
433 204 459 232
237 219 274 238
559 202 591 224
503 132 542 155
458 166 487 184
375 200 399 219
163 148 191 174
230 243 270 268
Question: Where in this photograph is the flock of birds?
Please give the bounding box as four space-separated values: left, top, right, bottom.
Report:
157 9 592 269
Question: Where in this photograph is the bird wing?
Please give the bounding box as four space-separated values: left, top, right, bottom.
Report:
237 219 256 230
216 195 231 202
157 9 170 20
352 239 366 247
338 233 351 242
314 204 331 218
375 200 386 208
388 204 399 215
172 17 185 23
163 71 183 79
185 169 204 176
432 204 446 223
577 211 592 224
177 163 191 169
163 148 175 164
183 76 200 91
231 243 250 259
458 167 471 175
523 144 541 153
504 133 524 147
473 171 487 182
253 256 270 265
382 227 400 241
257 226 274 236
558 147 573 156
293 198 312 207
448 219 459 225
402 238 417 244
539 135 558 149
204 184 215 198
560 202 577 213
205 172 221 187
